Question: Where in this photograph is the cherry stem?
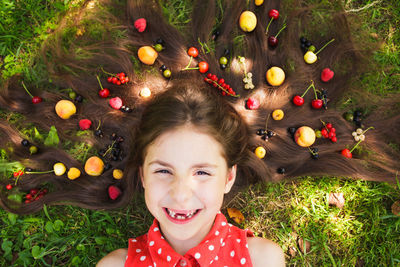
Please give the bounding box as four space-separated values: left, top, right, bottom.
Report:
21 81 33 98
315 38 335 55
103 140 116 157
183 56 193 70
275 24 286 38
96 120 102 130
362 126 374 135
96 75 104 90
265 18 274 35
301 81 314 97
26 170 54 174
206 79 240 98
349 139 363 153
308 147 317 156
182 67 199 71
312 84 318 99
100 67 116 77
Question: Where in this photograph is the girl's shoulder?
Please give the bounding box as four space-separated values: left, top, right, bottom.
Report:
246 236 285 267
96 248 128 267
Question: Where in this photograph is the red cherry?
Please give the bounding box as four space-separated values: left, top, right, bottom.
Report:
6 184 12 190
32 96 42 104
268 9 279 20
198 61 209 73
99 88 110 98
293 95 304 106
268 36 278 47
341 149 352 158
187 47 199 57
311 99 323 109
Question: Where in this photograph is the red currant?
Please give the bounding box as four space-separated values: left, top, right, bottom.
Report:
6 184 12 190
107 77 113 83
187 47 199 57
326 123 333 129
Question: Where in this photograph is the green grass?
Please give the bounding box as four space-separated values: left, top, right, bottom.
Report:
0 0 400 266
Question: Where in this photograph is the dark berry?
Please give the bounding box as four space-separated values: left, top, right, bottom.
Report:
112 155 118 161
25 168 33 172
220 64 227 70
212 30 220 40
312 147 319 153
354 110 363 117
300 36 307 44
110 133 117 141
160 65 167 71
300 43 307 51
256 129 266 136
156 38 164 45
305 41 312 48
21 139 30 147
267 131 275 138
116 136 124 143
277 167 286 174
112 149 121 157
74 94 83 103
104 162 112 171
261 135 269 141
94 129 103 137
311 153 319 160
288 127 297 135
223 48 230 57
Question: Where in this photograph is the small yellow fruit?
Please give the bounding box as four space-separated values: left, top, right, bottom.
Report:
272 109 284 120
84 156 104 176
113 169 124 179
67 167 81 180
304 51 317 64
255 0 264 6
55 100 76 119
53 163 66 176
139 87 151 98
239 11 257 32
255 146 266 159
266 66 285 86
138 46 158 65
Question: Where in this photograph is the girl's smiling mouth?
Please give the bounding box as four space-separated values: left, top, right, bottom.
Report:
163 207 202 224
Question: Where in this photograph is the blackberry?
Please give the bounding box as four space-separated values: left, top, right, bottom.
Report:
21 139 30 147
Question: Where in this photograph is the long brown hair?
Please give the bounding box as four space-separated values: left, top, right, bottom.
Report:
0 0 399 214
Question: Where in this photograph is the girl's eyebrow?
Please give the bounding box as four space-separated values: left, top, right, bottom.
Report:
148 160 218 169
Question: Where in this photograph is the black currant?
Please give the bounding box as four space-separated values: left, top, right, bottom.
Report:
21 139 30 147
74 94 83 103
267 131 275 138
354 110 363 117
311 153 319 160
220 64 227 70
288 127 296 135
277 167 286 174
223 48 230 56
25 168 33 172
305 41 312 48
256 129 266 136
94 129 103 137
300 36 307 44
261 135 269 141
156 38 164 45
116 136 124 143
160 65 167 71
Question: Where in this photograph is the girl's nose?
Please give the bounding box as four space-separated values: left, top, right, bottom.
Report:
170 176 193 203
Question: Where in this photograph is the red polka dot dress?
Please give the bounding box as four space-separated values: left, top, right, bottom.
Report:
125 212 254 266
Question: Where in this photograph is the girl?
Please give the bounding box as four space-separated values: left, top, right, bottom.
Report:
97 83 285 266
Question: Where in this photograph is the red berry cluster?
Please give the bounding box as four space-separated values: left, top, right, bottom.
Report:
320 122 337 142
24 188 48 204
13 170 24 177
6 184 12 190
106 72 129 85
204 73 239 97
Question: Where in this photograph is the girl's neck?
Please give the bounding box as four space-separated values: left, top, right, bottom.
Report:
159 219 215 255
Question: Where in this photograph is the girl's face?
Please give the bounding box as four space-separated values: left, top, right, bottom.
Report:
140 124 236 245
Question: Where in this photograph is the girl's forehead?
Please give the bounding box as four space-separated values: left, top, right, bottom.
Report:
144 125 227 167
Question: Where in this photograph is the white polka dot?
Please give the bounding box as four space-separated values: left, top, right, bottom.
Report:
131 239 137 242
154 263 156 267
215 256 218 260
230 250 235 257
215 230 219 236
205 240 209 243
210 260 213 264
161 236 164 239
221 222 226 226
154 227 159 232
158 248 162 254
136 249 141 253
241 258 246 265
208 245 214 251
246 244 248 248
222 242 225 247
195 252 201 259
167 255 171 262
140 255 146 261
220 238 223 244
126 256 128 260
228 223 232 227
236 239 241 243
149 241 155 246
228 235 231 238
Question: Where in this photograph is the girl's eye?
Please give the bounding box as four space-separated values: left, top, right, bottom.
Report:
155 169 171 174
196 170 210 176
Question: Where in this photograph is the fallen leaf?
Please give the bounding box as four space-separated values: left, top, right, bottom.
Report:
287 246 297 257
391 201 400 216
297 237 311 254
328 192 345 209
227 207 245 224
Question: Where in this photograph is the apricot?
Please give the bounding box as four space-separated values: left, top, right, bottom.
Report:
138 46 158 65
84 156 104 176
55 100 76 119
67 167 81 180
